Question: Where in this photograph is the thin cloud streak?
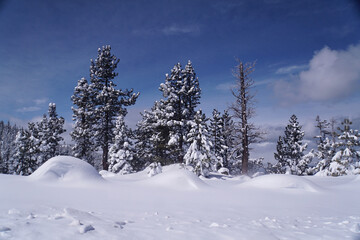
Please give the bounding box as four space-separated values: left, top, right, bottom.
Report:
275 64 307 74
16 106 41 113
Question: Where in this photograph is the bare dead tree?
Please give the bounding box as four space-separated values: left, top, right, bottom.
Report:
229 59 262 175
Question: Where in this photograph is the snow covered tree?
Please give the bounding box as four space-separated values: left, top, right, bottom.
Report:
134 110 156 169
40 103 66 164
209 109 236 172
134 99 175 167
184 110 216 177
273 136 287 173
182 61 201 121
327 118 360 176
220 110 237 173
274 114 309 175
0 121 18 174
209 109 223 166
13 129 37 176
229 60 261 175
89 45 139 170
71 77 96 165
159 61 201 163
27 103 65 166
313 116 336 174
108 116 135 174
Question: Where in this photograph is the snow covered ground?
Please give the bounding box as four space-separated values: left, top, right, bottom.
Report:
0 156 359 240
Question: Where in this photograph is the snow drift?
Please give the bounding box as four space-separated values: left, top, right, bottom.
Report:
143 164 208 190
29 156 104 183
239 174 321 192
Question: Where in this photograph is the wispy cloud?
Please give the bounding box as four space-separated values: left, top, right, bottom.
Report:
217 79 273 91
274 43 360 104
132 24 201 36
34 98 48 105
215 82 236 91
253 79 274 87
275 64 307 74
16 106 41 113
16 97 48 113
161 25 200 35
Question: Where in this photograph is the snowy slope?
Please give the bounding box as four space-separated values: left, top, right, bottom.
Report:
0 156 359 240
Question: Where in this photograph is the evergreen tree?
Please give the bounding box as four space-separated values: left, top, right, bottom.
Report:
71 77 96 165
274 136 287 173
28 103 65 166
134 110 156 169
313 116 336 173
0 121 18 174
134 100 174 167
13 129 37 175
210 109 223 168
89 45 139 170
221 110 236 172
184 110 216 177
209 109 236 172
274 114 309 175
182 61 201 121
327 118 360 176
39 103 65 164
159 61 201 163
108 116 135 174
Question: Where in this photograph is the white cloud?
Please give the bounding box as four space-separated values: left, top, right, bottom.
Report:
275 64 307 74
132 24 201 37
216 79 273 91
16 97 48 113
16 106 41 113
215 82 236 91
34 98 48 105
274 43 360 103
162 25 200 35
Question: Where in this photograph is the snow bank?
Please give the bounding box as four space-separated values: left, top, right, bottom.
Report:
30 156 104 183
239 174 321 192
143 164 208 190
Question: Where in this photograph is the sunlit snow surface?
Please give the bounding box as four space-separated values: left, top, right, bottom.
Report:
0 156 360 239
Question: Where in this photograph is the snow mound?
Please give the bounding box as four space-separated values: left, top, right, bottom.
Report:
143 164 208 190
30 156 104 183
239 174 321 192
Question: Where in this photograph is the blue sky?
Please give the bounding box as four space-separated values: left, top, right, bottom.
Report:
0 0 359 160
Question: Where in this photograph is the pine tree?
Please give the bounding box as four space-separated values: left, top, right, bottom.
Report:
184 110 216 177
209 109 223 169
274 136 287 173
89 45 139 170
274 114 309 175
13 129 37 175
327 118 360 176
313 116 336 174
134 99 174 167
47 103 66 158
221 110 236 172
39 103 65 164
182 61 201 122
159 61 201 163
28 103 65 166
209 109 235 172
108 116 135 174
0 121 18 174
71 77 96 165
134 110 156 169
229 60 261 175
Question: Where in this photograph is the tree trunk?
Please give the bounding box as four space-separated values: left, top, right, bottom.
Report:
103 107 110 170
240 63 249 175
102 144 108 170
